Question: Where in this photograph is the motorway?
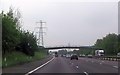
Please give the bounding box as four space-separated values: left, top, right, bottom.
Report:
28 56 118 75
3 56 119 75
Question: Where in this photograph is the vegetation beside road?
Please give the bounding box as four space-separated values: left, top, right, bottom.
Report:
0 57 2 67
94 33 119 56
79 33 119 56
2 50 47 68
58 33 119 57
1 8 48 68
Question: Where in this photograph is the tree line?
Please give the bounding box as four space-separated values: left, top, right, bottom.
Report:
79 33 119 56
59 33 119 56
2 8 41 57
94 33 119 55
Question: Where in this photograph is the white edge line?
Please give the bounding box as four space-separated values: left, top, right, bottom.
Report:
25 57 55 75
84 72 89 75
113 66 118 69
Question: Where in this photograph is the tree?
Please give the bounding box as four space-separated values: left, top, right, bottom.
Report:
17 31 38 56
94 33 118 55
2 8 39 56
94 39 103 49
118 34 120 52
2 8 20 55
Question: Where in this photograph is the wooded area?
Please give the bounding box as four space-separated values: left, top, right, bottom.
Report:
94 33 119 55
2 8 41 57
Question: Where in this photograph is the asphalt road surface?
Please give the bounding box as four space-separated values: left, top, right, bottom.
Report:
29 56 118 75
3 56 119 75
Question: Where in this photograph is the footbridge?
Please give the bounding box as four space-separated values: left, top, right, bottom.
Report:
44 46 102 50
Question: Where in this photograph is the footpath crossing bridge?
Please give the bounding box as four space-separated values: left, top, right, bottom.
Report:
44 46 102 50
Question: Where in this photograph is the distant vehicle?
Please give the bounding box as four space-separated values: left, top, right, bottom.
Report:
95 50 104 56
66 54 71 58
79 54 85 57
55 52 58 57
117 52 120 57
87 54 93 58
55 54 58 57
71 55 78 60
63 55 66 57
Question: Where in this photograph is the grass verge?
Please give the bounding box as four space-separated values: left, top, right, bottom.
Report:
2 51 47 68
0 57 2 68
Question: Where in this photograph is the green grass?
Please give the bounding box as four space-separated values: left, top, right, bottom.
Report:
2 51 47 68
33 51 46 60
0 57 2 68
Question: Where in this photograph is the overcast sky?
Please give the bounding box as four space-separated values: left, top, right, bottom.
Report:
1 0 118 47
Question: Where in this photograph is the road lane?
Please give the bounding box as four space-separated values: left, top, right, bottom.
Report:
79 57 118 67
3 56 118 75
66 57 118 73
34 57 80 73
30 56 118 74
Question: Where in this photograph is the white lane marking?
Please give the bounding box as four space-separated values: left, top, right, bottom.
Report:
25 57 55 75
113 66 118 69
84 72 88 75
100 63 102 65
76 65 79 69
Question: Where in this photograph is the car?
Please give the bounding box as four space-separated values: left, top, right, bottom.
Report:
70 55 78 60
55 54 58 57
79 54 85 57
66 54 71 58
87 54 93 58
61 54 66 57
117 52 120 57
55 52 58 57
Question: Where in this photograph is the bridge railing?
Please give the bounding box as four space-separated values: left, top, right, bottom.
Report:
45 45 91 48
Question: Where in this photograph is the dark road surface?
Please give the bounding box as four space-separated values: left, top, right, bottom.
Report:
3 56 119 75
32 57 118 74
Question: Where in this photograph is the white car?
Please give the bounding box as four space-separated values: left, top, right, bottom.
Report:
117 53 120 57
79 54 85 57
87 54 93 58
66 54 71 58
